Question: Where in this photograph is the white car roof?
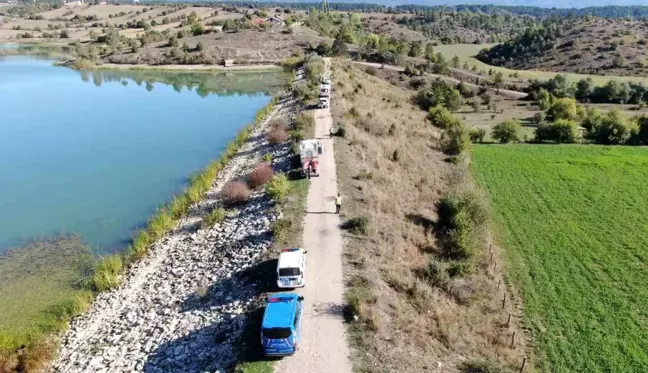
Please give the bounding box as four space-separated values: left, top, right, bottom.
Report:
278 248 304 269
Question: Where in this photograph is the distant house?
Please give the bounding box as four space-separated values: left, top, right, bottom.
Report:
99 0 107 4
64 0 85 6
223 59 234 67
251 17 265 25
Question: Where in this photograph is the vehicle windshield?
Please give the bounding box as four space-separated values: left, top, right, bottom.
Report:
279 267 300 277
262 327 292 339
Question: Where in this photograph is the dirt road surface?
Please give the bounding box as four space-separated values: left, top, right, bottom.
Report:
274 58 352 373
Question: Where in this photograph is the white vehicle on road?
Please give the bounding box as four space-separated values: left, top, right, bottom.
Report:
277 248 307 288
319 85 331 97
318 97 329 108
321 77 332 86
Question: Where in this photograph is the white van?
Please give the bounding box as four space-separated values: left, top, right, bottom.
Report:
276 248 307 288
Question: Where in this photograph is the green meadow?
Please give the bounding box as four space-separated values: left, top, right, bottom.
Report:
472 145 648 373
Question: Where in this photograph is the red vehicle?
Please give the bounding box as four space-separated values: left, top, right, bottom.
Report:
299 140 323 179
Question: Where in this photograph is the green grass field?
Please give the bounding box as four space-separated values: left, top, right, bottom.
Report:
472 145 648 373
436 44 648 86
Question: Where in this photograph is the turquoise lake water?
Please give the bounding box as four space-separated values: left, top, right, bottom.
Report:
0 55 284 255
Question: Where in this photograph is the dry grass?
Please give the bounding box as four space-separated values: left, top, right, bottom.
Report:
332 60 529 372
221 180 251 206
247 162 274 189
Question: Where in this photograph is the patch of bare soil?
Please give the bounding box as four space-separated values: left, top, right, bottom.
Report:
332 60 529 373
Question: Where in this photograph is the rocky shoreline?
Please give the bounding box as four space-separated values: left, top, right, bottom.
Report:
53 91 299 373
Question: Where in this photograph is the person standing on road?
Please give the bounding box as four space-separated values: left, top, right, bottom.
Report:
335 193 342 214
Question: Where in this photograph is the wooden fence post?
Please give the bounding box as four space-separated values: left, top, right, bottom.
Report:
502 293 507 309
507 313 512 327
511 331 516 347
519 357 527 373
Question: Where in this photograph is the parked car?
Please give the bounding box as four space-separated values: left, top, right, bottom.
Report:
321 77 332 86
318 97 329 109
319 85 331 97
261 293 305 356
277 248 307 288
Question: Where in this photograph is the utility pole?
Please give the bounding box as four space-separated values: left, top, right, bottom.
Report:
322 0 329 13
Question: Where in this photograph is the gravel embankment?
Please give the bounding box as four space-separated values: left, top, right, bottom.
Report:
53 92 298 373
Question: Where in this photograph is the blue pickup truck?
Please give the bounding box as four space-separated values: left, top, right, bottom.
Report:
261 293 304 356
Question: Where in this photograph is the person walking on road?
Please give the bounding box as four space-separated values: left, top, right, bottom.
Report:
335 193 342 214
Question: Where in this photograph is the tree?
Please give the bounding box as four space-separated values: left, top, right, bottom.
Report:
593 109 636 144
492 71 504 93
427 105 461 129
537 88 553 110
196 41 204 52
168 35 178 47
535 119 579 143
469 128 486 143
332 37 348 57
441 124 470 156
316 41 332 57
491 120 520 143
416 79 463 112
451 55 460 68
547 98 579 121
408 40 422 57
60 29 69 38
575 77 594 102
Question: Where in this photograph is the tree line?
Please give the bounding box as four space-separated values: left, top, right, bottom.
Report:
529 74 648 105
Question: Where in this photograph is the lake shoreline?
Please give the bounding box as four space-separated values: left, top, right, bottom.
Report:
52 87 300 372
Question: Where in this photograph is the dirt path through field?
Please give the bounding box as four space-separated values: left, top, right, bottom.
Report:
274 58 352 373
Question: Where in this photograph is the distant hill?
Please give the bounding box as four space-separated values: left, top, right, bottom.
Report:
476 18 648 76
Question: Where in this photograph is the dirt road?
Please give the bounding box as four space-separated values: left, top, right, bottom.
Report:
274 58 352 373
353 61 528 99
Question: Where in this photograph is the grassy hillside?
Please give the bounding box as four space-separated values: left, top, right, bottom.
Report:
333 60 528 373
435 43 648 85
477 18 648 77
472 145 648 372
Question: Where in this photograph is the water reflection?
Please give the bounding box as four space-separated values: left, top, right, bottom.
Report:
77 69 290 98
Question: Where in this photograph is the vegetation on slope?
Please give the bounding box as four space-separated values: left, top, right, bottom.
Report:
478 17 648 76
332 60 527 373
397 8 537 44
472 145 648 373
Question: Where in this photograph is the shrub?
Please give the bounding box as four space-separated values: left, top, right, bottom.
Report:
335 126 346 137
593 109 636 144
265 173 290 203
221 181 251 205
91 255 123 291
427 105 461 129
266 128 289 144
468 128 486 143
534 111 546 124
262 153 273 163
270 218 292 239
426 258 450 289
491 120 520 143
294 113 314 132
458 359 512 373
535 119 579 143
341 216 370 235
416 79 463 111
441 124 470 156
203 207 226 227
436 193 487 260
247 162 274 188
